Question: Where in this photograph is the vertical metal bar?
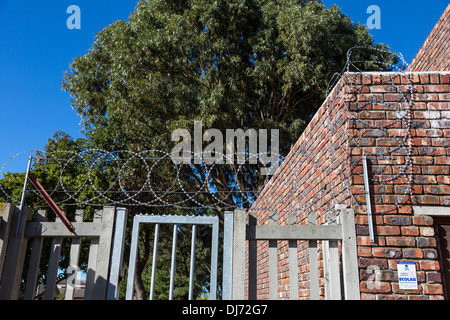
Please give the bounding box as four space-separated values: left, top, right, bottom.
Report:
125 216 140 300
107 207 128 300
16 156 32 237
222 211 234 300
149 223 160 300
337 206 361 300
288 211 298 300
188 224 197 300
232 209 246 300
169 224 178 300
209 218 219 300
362 156 375 242
248 212 257 300
268 212 278 300
308 212 319 300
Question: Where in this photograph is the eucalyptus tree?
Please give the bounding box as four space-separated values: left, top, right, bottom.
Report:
62 0 397 298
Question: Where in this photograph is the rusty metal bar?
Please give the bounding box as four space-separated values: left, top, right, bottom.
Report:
27 174 75 232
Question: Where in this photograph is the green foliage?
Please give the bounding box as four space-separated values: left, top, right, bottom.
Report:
62 0 397 210
1 0 400 299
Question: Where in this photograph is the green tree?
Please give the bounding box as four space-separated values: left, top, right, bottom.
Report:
0 132 103 297
60 0 398 299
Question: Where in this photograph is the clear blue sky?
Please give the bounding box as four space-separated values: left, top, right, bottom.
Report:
0 0 448 175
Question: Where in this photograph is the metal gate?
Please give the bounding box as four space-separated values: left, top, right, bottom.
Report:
125 213 229 300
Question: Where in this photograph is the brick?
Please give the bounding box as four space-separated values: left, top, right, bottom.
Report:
412 215 434 226
376 226 401 236
386 236 415 247
415 129 442 137
430 74 440 84
402 248 423 258
423 284 443 295
430 120 450 128
424 185 450 194
401 226 419 236
441 74 450 84
360 281 391 293
414 195 440 205
416 237 437 248
423 249 438 259
359 258 388 268
426 272 442 283
413 175 437 184
384 215 411 226
428 102 450 110
431 138 450 147
425 85 450 93
413 111 441 119
372 247 402 258
434 157 450 165
420 227 435 237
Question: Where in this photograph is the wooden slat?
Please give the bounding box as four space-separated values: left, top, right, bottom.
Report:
0 206 32 300
91 206 115 300
24 222 102 238
44 217 63 300
65 210 84 300
339 207 361 300
0 203 15 279
84 209 102 300
246 224 342 241
24 210 47 300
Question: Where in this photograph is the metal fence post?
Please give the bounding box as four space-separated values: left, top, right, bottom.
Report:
222 211 234 300
107 207 128 300
232 209 246 300
339 206 361 300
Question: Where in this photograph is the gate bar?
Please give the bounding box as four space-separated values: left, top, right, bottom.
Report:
149 223 160 300
188 225 197 300
169 224 178 300
125 214 219 300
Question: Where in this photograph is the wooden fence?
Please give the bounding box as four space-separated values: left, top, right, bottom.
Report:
231 205 360 300
0 203 127 300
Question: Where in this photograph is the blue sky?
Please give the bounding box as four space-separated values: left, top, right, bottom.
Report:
0 0 448 175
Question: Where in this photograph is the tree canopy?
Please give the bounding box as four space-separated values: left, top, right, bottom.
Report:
1 0 399 299
62 0 397 214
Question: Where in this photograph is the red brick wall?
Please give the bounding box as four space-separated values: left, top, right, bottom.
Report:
249 75 352 299
249 71 450 300
408 4 450 72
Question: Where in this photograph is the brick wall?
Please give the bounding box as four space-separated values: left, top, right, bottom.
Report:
407 4 450 72
249 71 450 300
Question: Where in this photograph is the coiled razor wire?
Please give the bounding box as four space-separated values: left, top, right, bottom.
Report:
0 148 284 209
0 47 415 215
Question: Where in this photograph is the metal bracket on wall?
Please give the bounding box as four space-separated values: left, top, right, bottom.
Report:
362 156 375 243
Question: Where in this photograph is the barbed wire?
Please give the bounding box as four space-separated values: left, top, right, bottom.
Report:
0 46 414 215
